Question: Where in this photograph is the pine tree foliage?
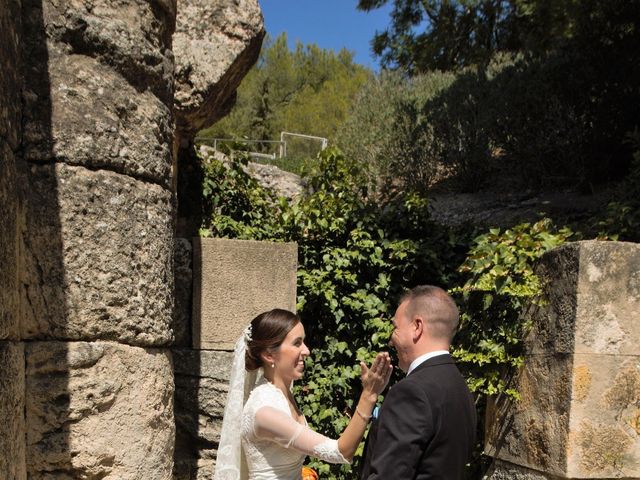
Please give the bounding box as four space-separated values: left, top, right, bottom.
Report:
200 34 372 149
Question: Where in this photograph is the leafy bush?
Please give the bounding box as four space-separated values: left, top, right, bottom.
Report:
199 147 574 478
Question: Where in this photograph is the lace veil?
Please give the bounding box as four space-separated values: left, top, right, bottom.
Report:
214 328 260 480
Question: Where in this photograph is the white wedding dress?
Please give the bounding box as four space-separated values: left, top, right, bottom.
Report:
241 378 349 480
213 334 349 480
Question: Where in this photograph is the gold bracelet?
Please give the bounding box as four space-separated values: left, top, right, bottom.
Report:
355 407 372 421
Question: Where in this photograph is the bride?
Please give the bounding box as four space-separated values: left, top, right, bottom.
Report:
214 308 393 480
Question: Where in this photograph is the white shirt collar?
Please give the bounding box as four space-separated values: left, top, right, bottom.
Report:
407 350 450 375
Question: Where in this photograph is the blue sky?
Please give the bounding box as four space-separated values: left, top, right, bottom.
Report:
258 1 394 71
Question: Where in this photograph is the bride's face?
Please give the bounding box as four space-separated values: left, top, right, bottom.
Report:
273 322 310 382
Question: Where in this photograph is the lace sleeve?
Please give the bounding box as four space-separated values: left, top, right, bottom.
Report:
253 406 350 464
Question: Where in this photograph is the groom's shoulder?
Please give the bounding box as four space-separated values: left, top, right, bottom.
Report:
406 358 464 389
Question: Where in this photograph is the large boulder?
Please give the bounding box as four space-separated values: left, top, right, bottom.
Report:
173 0 265 138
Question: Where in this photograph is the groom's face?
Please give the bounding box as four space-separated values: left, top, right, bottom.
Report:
390 300 414 372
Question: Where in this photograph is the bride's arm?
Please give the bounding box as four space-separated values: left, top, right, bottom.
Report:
336 352 392 460
252 352 392 463
254 406 350 463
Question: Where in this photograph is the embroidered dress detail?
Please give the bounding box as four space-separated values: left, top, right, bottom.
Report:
312 439 349 464
241 379 350 479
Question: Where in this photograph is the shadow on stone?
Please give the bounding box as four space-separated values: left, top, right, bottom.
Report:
19 0 71 477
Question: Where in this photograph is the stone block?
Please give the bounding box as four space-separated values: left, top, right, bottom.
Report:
487 352 640 478
0 342 26 480
25 341 174 479
0 0 21 151
21 163 174 346
526 241 640 355
484 459 557 480
22 44 174 187
487 241 640 478
173 238 193 347
173 349 235 479
192 238 297 350
173 0 264 136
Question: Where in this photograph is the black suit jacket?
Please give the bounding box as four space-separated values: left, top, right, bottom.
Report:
360 354 476 480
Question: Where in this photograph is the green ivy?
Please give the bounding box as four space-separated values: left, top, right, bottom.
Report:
451 219 573 398
199 147 573 478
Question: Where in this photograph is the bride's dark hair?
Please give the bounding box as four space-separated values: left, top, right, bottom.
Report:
245 309 300 371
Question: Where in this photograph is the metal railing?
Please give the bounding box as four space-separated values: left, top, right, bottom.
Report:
195 132 328 161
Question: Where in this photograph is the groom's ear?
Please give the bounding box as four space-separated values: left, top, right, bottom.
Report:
413 316 424 341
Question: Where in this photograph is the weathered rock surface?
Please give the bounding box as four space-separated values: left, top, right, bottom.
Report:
245 161 306 201
198 145 306 201
26 341 175 480
22 0 176 103
526 241 640 356
486 241 640 479
0 342 26 480
21 163 174 346
486 354 572 475
485 459 560 479
174 238 194 347
0 0 22 340
173 349 235 480
0 138 21 341
428 189 612 228
22 44 174 186
173 0 265 137
0 0 20 151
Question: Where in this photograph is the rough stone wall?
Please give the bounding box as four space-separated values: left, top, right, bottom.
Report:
2 0 180 477
1 0 264 477
1 0 26 478
169 1 266 478
26 342 174 479
0 0 22 340
173 349 235 480
485 241 640 479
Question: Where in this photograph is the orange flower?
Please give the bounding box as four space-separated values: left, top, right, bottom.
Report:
302 466 319 480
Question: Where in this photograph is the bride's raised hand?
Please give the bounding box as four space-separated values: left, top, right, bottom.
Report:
360 352 393 396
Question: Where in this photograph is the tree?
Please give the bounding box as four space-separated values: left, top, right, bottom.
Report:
199 34 372 152
356 0 631 74
357 0 520 73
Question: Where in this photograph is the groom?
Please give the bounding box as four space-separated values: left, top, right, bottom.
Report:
360 285 476 479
